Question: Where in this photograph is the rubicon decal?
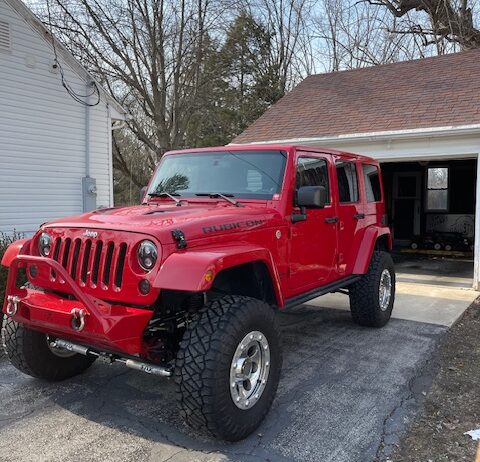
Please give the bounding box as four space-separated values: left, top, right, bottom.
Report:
202 220 264 234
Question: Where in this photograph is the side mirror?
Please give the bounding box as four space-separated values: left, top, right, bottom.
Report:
297 185 327 208
140 186 148 203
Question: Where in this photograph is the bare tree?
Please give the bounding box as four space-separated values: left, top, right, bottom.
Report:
364 0 480 50
246 0 317 87
37 0 234 159
314 0 430 71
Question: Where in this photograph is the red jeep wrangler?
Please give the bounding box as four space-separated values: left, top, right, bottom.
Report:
1 145 394 441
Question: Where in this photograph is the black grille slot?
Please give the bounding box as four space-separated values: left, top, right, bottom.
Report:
103 242 115 286
114 243 127 288
62 238 71 268
51 238 62 279
71 239 81 279
92 241 103 285
81 240 92 284
53 238 61 261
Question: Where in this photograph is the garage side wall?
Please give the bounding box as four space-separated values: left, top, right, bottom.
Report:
0 1 112 235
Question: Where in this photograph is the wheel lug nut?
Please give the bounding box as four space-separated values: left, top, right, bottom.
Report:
236 397 240 402
245 400 249 406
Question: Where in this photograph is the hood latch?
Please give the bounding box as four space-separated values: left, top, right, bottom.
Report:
171 229 187 249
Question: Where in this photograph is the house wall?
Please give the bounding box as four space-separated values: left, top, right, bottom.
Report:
0 1 113 235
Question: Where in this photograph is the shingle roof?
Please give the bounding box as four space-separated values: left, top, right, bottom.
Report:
232 50 480 144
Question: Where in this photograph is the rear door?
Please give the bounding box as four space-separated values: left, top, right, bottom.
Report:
288 152 338 291
334 157 365 275
361 162 385 226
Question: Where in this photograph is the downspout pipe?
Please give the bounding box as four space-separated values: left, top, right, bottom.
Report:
85 81 92 177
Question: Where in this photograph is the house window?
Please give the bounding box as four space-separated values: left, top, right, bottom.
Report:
362 164 381 202
336 161 359 203
426 167 448 211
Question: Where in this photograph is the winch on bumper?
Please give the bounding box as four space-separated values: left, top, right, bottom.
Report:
3 255 155 356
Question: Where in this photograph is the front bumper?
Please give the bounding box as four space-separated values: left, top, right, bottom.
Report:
2 255 154 355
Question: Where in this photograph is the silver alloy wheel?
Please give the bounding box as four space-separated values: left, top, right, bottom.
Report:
379 269 392 312
47 336 76 358
230 330 270 410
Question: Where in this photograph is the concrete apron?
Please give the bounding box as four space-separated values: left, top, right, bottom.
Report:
308 268 479 327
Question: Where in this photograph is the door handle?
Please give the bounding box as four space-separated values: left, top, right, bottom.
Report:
324 216 338 224
354 213 366 220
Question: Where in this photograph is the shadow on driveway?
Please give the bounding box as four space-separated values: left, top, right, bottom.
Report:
0 308 446 462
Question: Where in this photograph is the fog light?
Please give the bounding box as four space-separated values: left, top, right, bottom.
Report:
139 279 151 295
29 265 38 278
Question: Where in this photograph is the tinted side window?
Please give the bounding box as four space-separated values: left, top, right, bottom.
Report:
363 164 381 202
296 157 330 204
336 161 359 203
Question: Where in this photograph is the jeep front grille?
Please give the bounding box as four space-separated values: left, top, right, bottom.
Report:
51 237 128 290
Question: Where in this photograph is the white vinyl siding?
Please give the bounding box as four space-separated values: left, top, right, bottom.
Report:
0 1 114 235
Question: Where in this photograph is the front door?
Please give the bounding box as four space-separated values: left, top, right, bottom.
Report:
393 172 421 242
288 153 338 291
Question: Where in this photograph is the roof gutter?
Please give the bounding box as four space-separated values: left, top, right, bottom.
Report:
230 124 480 146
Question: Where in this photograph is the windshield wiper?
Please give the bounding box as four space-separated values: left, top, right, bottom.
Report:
148 191 182 206
195 193 242 207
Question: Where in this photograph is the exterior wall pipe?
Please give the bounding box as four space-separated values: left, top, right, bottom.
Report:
85 81 91 178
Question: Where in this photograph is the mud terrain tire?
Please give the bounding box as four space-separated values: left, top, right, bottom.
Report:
349 250 395 327
174 295 282 441
2 317 96 381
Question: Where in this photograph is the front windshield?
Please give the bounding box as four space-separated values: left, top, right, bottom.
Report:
148 150 287 199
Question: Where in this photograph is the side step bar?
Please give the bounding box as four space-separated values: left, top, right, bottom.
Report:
284 275 361 310
51 338 172 377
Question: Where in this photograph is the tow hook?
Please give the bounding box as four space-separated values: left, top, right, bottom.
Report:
70 308 87 332
6 295 20 317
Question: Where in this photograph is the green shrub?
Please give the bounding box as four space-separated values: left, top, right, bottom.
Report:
0 231 25 309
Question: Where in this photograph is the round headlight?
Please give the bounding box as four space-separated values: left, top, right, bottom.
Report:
38 232 52 257
137 240 158 271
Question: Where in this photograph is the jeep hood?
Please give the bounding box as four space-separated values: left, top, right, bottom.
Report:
44 202 284 244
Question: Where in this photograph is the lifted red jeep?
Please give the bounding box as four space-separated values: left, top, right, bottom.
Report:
1 145 394 441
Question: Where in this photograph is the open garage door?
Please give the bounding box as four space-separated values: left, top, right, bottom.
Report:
381 159 475 289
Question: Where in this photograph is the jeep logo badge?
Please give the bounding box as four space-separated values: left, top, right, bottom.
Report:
83 230 98 238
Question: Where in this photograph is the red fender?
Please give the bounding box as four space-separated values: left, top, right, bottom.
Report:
1 239 31 267
352 227 392 275
153 245 284 307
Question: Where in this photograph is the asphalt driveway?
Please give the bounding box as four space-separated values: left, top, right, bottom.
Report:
0 307 446 462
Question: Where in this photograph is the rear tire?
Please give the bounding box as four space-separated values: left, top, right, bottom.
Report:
174 295 282 441
349 251 395 327
2 317 96 381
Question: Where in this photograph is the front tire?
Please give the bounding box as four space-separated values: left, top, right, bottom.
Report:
2 317 96 381
349 251 395 327
174 295 282 441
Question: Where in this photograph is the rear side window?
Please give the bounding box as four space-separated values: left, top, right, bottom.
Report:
363 164 382 202
296 157 330 204
336 161 359 203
